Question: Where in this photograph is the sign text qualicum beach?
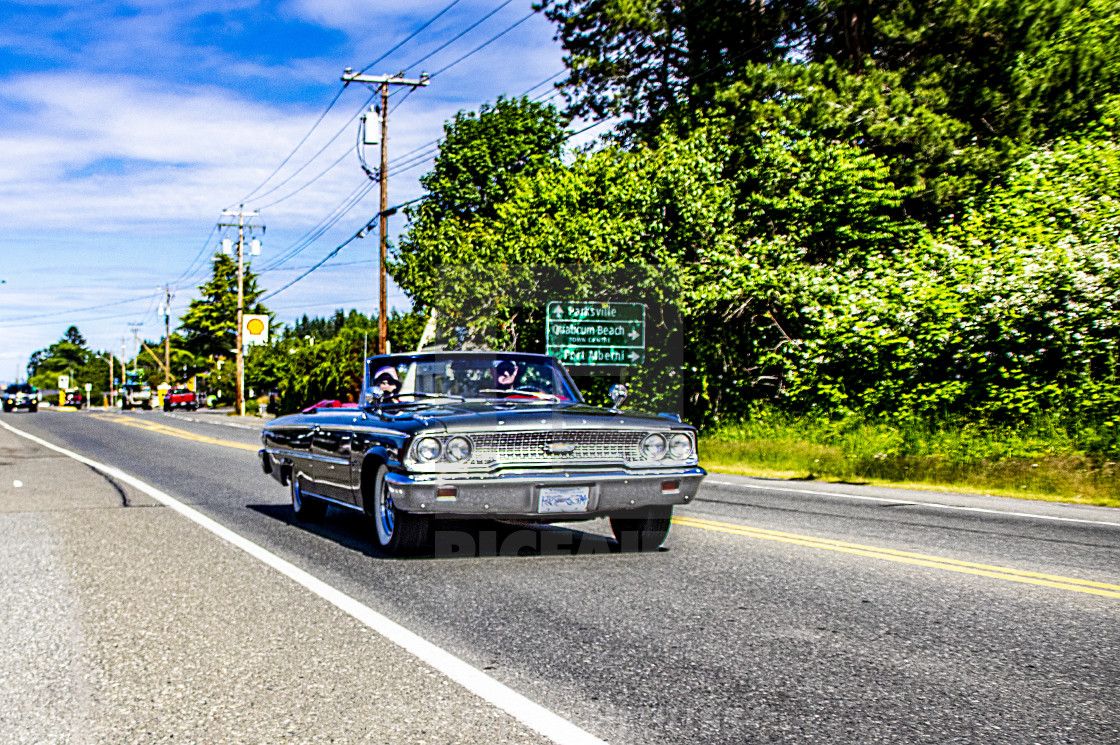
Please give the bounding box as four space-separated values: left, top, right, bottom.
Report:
546 302 645 366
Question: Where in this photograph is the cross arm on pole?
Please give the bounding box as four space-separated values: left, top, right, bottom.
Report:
342 70 430 87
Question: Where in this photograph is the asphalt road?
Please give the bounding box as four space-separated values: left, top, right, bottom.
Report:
2 407 1118 744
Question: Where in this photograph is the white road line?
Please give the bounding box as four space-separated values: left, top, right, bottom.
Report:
1 420 607 745
705 479 1120 528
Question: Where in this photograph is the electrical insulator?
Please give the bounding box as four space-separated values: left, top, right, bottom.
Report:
362 105 381 146
250 239 261 255
221 238 233 255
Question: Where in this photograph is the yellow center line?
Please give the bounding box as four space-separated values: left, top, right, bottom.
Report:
89 413 259 451
673 515 1120 600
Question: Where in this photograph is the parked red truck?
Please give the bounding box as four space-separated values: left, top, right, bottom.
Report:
163 386 202 411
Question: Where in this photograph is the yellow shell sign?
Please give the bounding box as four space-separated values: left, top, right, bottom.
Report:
243 314 269 345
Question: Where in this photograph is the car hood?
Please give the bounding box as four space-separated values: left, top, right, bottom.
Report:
265 401 691 436
393 401 690 434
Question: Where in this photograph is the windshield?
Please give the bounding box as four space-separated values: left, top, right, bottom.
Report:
366 353 581 403
5 384 33 394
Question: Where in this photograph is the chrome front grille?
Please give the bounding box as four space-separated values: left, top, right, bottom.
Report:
467 430 646 465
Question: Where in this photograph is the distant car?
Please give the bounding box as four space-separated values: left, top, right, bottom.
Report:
3 384 39 413
163 386 200 411
259 351 706 555
120 383 153 410
64 388 86 409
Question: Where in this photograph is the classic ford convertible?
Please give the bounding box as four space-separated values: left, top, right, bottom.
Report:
259 351 705 555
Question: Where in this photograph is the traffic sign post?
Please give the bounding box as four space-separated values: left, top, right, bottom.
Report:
546 301 645 366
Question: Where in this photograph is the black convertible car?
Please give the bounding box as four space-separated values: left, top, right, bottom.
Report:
259 351 705 555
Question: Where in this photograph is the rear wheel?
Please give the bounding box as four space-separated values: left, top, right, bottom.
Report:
371 465 429 555
610 506 673 551
290 472 326 522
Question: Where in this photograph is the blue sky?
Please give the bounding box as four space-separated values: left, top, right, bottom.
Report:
0 0 577 384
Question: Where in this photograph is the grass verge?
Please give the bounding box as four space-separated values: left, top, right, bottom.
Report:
699 413 1120 509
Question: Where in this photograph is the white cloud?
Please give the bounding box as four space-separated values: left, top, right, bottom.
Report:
284 0 465 32
0 72 368 231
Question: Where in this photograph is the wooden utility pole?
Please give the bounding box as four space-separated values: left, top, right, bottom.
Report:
160 285 173 385
128 323 142 373
341 69 429 355
108 351 115 407
219 206 264 416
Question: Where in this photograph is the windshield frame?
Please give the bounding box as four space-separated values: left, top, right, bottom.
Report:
363 352 584 406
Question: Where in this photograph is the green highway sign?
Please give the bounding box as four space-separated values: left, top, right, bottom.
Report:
546 301 645 366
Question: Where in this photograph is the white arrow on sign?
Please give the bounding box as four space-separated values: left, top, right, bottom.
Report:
629 351 641 362
629 329 640 340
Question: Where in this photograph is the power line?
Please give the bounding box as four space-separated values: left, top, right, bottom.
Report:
259 221 374 301
253 145 354 211
357 0 464 75
397 0 517 75
260 179 378 271
259 194 426 300
233 85 348 207
0 293 160 324
377 68 571 181
171 223 218 288
229 0 482 211
428 11 536 79
245 93 375 208
519 69 567 98
182 10 562 307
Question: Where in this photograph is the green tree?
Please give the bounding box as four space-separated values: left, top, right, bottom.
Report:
179 253 270 365
541 0 1120 219
246 309 431 413
537 0 801 140
395 97 566 305
417 96 566 221
26 326 118 402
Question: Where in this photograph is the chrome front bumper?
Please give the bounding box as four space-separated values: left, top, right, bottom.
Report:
384 466 706 518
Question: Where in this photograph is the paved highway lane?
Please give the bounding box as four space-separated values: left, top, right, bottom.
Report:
4 408 1119 744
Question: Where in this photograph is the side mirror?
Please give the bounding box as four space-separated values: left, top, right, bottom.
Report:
608 383 628 410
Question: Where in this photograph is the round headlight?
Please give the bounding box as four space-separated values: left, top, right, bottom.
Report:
445 436 472 462
414 436 442 462
668 433 693 459
641 433 667 460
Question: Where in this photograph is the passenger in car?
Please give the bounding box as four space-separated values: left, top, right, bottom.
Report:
492 360 522 390
373 366 402 402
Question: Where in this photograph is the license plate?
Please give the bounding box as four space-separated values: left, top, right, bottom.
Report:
538 485 590 513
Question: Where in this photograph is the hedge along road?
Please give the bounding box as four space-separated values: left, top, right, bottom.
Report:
3 408 1119 745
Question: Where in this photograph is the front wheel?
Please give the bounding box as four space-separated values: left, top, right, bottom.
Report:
28 404 38 413
371 465 430 555
290 472 326 522
610 506 673 551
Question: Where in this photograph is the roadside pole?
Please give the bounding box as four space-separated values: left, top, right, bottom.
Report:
219 207 263 417
341 69 429 354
